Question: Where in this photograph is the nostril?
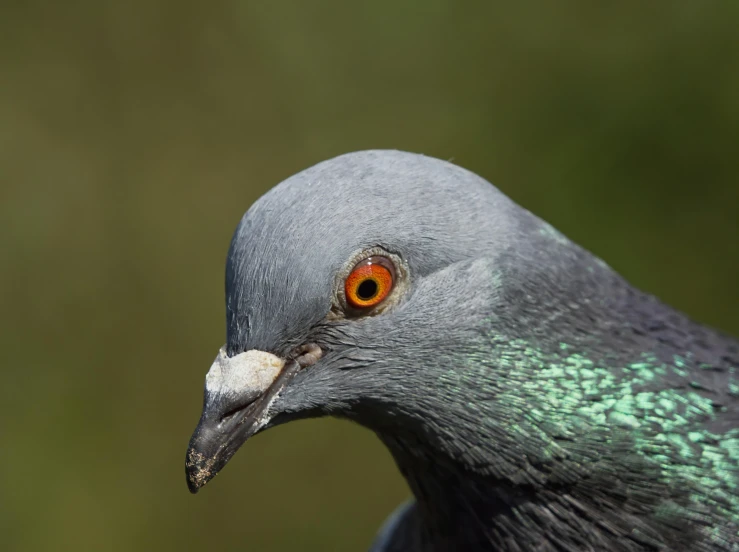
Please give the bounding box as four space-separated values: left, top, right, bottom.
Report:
217 392 262 425
219 411 238 425
219 405 245 425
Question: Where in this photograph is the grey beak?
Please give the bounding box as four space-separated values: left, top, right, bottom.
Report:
185 353 301 493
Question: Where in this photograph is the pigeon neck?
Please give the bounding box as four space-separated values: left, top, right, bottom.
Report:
379 433 524 551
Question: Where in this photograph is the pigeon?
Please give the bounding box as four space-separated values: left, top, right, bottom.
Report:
185 150 738 551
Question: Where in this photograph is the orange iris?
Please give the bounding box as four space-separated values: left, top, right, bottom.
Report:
345 257 394 309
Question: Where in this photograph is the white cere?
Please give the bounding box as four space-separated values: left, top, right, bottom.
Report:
205 346 285 397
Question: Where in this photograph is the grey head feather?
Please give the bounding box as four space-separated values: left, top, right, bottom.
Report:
226 149 528 355
202 150 738 551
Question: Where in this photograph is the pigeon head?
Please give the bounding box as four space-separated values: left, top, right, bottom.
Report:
185 149 604 492
185 150 739 550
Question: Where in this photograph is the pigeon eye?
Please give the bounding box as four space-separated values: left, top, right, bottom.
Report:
345 256 395 309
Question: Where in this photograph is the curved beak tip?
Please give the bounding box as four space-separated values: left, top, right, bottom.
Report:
185 447 217 494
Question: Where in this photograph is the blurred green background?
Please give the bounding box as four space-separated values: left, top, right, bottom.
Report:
2 1 738 551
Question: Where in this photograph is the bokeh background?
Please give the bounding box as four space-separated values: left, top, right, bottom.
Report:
2 1 738 551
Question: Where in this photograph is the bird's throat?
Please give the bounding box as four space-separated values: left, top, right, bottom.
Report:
378 432 529 551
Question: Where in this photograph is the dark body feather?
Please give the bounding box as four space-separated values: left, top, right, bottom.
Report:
367 236 739 551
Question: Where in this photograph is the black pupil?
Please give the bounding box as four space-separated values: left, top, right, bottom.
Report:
357 279 378 300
